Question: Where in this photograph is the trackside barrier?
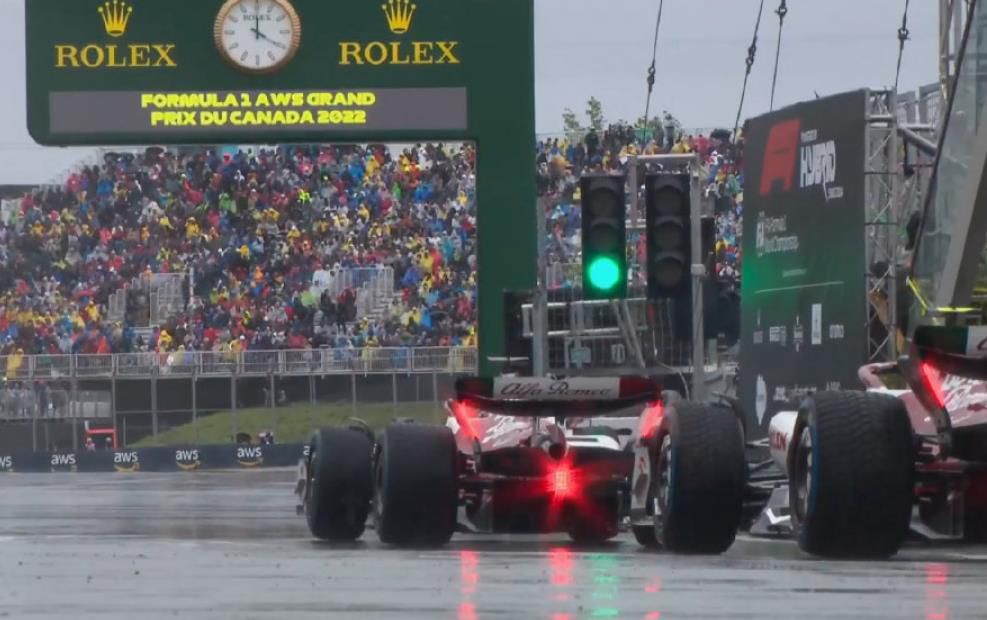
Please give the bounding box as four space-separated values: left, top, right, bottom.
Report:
0 347 478 379
0 443 308 473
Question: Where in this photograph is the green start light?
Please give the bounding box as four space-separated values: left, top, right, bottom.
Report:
587 256 621 291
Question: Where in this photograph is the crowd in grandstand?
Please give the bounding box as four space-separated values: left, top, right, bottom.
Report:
0 143 477 355
0 118 743 356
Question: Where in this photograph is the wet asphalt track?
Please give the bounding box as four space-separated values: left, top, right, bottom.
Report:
1 470 986 620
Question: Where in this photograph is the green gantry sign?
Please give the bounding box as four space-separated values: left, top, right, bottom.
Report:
25 0 537 377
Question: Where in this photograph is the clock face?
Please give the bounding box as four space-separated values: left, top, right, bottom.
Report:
215 0 301 74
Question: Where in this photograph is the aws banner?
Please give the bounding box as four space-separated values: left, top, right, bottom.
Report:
739 89 868 437
0 443 306 473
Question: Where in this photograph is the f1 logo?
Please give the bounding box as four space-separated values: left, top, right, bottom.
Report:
759 118 801 196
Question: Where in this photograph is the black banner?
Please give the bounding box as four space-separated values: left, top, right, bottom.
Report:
0 443 306 473
739 90 868 436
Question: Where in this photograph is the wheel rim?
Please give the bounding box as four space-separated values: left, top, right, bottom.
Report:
656 435 672 515
794 426 813 521
305 449 317 510
373 456 385 525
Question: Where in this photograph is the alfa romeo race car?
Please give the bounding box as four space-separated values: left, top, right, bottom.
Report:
296 375 746 551
750 324 987 558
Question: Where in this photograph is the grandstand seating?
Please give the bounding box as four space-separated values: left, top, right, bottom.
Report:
0 128 740 356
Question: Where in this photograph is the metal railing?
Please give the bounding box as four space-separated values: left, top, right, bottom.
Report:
0 347 478 380
0 388 111 421
895 82 945 129
314 267 395 317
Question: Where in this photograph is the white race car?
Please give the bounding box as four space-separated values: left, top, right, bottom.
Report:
749 325 987 558
296 375 747 551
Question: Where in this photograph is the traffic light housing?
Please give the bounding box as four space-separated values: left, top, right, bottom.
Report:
645 173 692 299
580 174 627 299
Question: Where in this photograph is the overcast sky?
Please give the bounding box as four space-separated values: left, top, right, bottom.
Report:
1 0 938 184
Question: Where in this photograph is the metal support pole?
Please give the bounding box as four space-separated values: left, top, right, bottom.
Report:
270 372 277 438
350 372 357 418
150 375 159 443
532 197 549 377
432 370 439 420
71 379 79 452
31 381 38 452
230 376 238 443
31 414 38 452
122 415 127 447
690 162 707 402
309 375 318 433
191 375 199 446
888 90 900 358
391 372 398 418
110 376 117 447
628 161 640 227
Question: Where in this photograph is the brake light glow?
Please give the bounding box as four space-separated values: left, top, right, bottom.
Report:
639 400 664 439
546 462 581 500
453 400 480 440
551 466 574 498
920 362 946 409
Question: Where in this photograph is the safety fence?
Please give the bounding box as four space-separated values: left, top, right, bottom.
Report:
0 443 306 473
0 389 111 421
312 267 395 318
0 347 478 380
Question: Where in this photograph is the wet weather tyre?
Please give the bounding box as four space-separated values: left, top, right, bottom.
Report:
568 495 620 544
654 402 746 554
632 525 659 548
305 428 373 541
790 391 914 559
375 423 458 546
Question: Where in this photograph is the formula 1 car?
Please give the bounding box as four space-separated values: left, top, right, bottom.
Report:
296 375 746 551
749 324 987 558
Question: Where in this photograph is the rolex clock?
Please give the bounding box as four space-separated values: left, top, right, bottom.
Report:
215 0 301 74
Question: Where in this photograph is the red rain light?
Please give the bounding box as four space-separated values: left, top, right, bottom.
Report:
551 466 574 498
921 362 946 409
639 401 664 439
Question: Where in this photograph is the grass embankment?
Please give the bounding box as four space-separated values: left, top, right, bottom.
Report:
132 401 441 447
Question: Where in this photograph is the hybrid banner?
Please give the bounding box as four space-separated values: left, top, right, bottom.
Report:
739 89 868 437
0 443 307 473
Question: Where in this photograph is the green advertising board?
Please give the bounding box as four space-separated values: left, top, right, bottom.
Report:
25 0 537 376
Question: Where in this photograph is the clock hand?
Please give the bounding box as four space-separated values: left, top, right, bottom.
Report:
254 0 259 40
251 28 286 48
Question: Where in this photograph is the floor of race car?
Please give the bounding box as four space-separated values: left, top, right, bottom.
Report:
2 470 986 619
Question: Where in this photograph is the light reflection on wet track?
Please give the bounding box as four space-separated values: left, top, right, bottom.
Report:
1 470 986 619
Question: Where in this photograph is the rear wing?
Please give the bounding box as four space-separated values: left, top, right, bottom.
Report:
453 376 660 416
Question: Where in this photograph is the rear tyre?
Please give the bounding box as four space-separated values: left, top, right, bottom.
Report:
305 428 373 541
653 402 746 554
568 495 619 544
790 391 914 558
632 525 659 548
375 423 458 546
